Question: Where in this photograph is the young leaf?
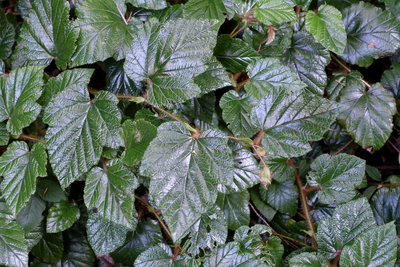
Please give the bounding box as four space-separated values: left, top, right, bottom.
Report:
0 142 47 216
44 88 122 188
307 154 365 204
245 57 307 99
251 90 339 158
216 191 250 230
339 222 397 267
124 18 218 107
184 0 227 21
126 0 168 10
316 198 377 259
281 31 330 96
215 35 261 73
46 199 80 233
31 232 64 263
0 9 15 59
305 5 346 55
0 218 28 267
0 65 45 135
84 159 138 229
342 2 400 67
370 187 400 235
72 0 142 65
141 122 233 241
260 179 298 215
19 0 78 68
253 0 297 26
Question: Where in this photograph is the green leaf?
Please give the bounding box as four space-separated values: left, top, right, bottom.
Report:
57 230 96 267
194 57 231 94
305 5 346 55
0 196 13 220
234 224 271 250
342 2 400 67
251 90 339 158
19 0 78 68
25 223 43 251
245 57 307 99
47 199 80 233
220 91 258 138
126 0 168 10
36 177 66 203
316 0 358 11
31 232 64 263
111 219 163 265
289 252 326 267
216 191 250 230
316 198 377 259
339 222 397 267
134 243 188 267
249 187 277 221
103 59 143 95
120 119 158 166
253 0 297 26
0 122 9 145
0 9 15 59
184 0 227 21
84 159 138 229
44 88 122 188
16 194 45 233
0 65 45 135
267 158 295 182
307 154 365 204
124 18 218 107
86 211 130 256
381 63 400 98
141 122 233 241
381 0 400 20
0 218 28 267
0 142 47 215
281 31 330 96
214 34 261 73
72 0 142 65
260 179 298 215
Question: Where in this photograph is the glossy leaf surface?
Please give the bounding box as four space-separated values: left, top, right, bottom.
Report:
0 218 28 267
216 191 250 230
0 9 15 59
253 0 297 26
46 199 80 233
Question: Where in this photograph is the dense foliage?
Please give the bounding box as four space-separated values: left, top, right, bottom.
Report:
1 0 400 266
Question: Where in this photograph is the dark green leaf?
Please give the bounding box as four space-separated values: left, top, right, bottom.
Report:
31 232 64 263
381 63 400 98
36 177 66 203
194 57 231 94
111 219 163 265
260 179 298 215
317 0 358 11
0 122 9 145
103 59 143 95
25 223 43 251
216 191 250 230
120 119 157 166
342 2 400 67
0 65 44 135
220 91 258 138
0 9 15 59
126 0 168 10
0 196 13 220
0 218 28 267
214 34 261 73
267 158 295 183
47 199 80 233
182 92 217 126
234 224 271 252
184 0 227 21
251 90 339 158
249 187 277 221
84 159 138 229
339 222 397 267
381 0 400 20
281 31 330 95
253 0 297 26
16 194 45 233
57 230 96 267
246 57 306 99
19 0 78 68
72 0 142 65
307 154 365 204
86 211 130 256
289 252 326 267
44 88 122 188
141 122 233 240
0 142 47 215
316 198 377 259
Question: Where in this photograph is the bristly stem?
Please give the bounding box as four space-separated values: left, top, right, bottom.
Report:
17 133 45 144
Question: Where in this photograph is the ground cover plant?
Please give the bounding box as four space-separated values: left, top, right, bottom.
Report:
0 0 400 266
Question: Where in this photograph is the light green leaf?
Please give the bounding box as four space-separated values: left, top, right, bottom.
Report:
245 57 307 99
25 223 43 251
316 198 377 259
220 91 258 138
141 122 233 241
0 142 47 216
47 199 80 233
214 34 261 73
84 159 138 229
342 2 400 67
216 191 250 230
44 88 122 188
251 90 339 158
124 18 218 107
19 0 78 68
0 122 9 145
0 9 15 59
31 232 64 263
305 5 346 55
0 196 13 220
16 194 45 233
194 57 231 94
307 154 365 204
381 63 400 98
184 0 227 21
72 0 142 65
0 218 28 267
281 31 330 95
120 119 158 166
289 252 326 267
340 222 397 267
126 0 168 10
111 219 163 265
254 0 297 26
86 211 130 256
0 65 44 135
260 179 298 215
